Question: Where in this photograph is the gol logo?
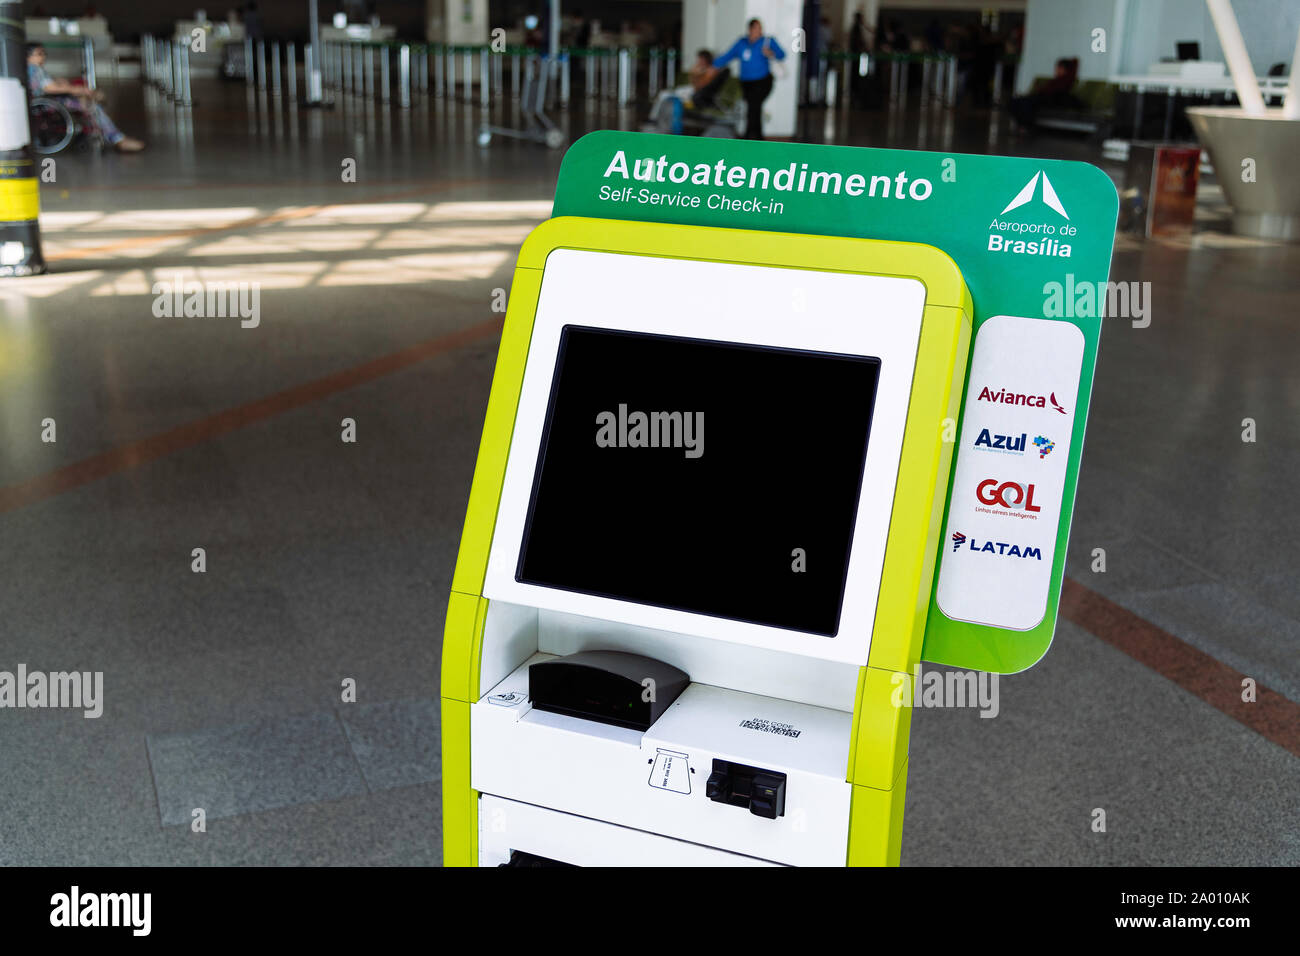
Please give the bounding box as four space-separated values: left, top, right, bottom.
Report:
976 479 1042 512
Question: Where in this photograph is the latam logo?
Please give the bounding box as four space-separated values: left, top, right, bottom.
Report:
1000 170 1069 220
977 479 1042 512
977 386 1068 415
952 531 1043 560
974 428 1026 454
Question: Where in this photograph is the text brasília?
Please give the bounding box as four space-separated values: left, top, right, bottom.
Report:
603 150 935 202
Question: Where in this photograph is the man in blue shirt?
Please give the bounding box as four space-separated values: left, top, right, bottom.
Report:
713 18 786 140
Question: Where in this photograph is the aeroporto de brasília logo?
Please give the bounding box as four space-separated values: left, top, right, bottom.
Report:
987 170 1076 257
1000 170 1069 220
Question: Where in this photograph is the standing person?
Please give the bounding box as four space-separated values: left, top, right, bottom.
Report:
243 1 263 41
712 18 786 140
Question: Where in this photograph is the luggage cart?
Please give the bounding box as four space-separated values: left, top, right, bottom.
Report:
477 53 565 150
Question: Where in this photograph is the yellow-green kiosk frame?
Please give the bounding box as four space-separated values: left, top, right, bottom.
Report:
441 216 972 866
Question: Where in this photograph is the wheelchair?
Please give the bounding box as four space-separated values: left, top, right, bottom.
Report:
29 95 107 155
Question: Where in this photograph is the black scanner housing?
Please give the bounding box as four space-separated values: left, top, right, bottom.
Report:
528 650 689 731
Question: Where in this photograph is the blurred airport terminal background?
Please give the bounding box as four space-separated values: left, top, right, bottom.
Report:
0 0 1296 866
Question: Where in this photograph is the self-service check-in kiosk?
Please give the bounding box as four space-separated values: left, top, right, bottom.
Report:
441 216 972 866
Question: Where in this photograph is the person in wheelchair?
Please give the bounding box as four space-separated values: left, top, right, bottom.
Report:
27 43 145 153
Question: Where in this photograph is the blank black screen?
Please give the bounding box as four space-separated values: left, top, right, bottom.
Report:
517 326 880 636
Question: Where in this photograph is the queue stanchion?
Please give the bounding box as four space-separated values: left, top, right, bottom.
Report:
992 60 1005 108
560 50 570 106
342 42 352 95
462 47 473 103
271 40 282 96
493 48 503 99
513 49 523 99
256 40 267 91
305 42 327 105
583 49 594 99
82 36 97 90
617 48 631 106
433 45 444 97
0 0 46 278
666 47 676 86
179 41 193 106
380 44 390 104
418 45 428 95
480 47 489 107
287 41 297 99
174 39 185 102
364 44 374 99
399 44 411 108
446 46 456 100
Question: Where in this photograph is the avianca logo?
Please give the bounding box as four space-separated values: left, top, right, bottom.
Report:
1000 171 1069 220
977 386 1068 415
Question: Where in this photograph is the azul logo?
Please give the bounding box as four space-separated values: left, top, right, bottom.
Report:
1000 170 1069 220
1033 435 1055 458
976 479 1042 513
952 531 1043 560
977 386 1068 415
974 428 1026 454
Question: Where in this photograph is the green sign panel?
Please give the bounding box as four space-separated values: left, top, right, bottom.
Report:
552 131 1118 674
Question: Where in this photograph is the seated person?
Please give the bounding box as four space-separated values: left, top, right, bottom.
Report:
27 43 145 152
688 50 728 110
1009 57 1082 132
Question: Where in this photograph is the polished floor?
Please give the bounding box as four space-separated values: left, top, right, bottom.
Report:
0 76 1296 865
